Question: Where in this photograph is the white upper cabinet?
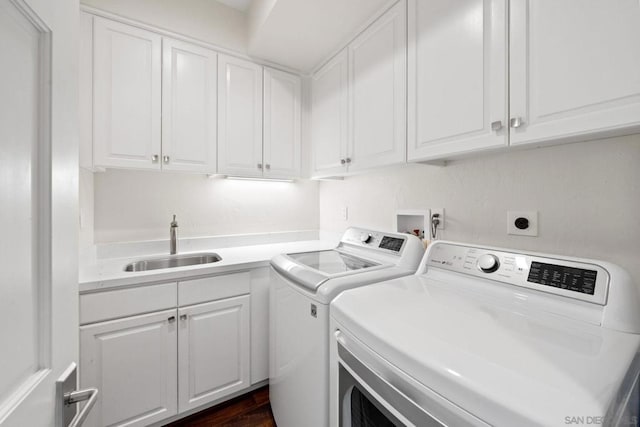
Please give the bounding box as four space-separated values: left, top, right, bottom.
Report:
407 0 508 162
83 14 302 178
218 54 264 177
311 48 349 177
349 0 407 171
311 2 407 177
178 295 250 412
407 0 640 161
162 39 217 173
93 17 162 170
263 67 302 179
509 0 640 146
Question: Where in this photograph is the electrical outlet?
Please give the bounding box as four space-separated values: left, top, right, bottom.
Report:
507 211 538 236
431 208 445 230
340 206 348 221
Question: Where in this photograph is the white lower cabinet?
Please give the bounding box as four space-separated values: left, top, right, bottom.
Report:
178 295 251 412
79 272 257 426
80 309 178 427
249 268 270 384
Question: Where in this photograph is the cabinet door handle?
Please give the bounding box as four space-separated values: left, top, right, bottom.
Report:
265 164 271 170
257 163 263 169
163 155 170 164
152 154 159 163
340 159 346 165
180 314 187 321
345 157 352 164
168 316 176 323
491 120 503 131
510 117 524 128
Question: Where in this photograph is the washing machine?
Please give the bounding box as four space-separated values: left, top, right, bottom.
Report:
269 227 425 427
330 240 640 426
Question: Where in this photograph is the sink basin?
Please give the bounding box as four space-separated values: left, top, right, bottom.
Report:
124 253 222 272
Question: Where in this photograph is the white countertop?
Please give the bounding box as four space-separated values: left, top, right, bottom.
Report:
79 240 335 293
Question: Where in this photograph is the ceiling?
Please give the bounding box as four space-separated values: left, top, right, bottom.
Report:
247 0 393 72
216 0 252 12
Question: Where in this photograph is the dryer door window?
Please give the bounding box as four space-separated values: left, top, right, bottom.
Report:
349 383 397 427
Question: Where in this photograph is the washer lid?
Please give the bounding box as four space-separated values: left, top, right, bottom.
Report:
331 274 640 427
288 250 379 274
271 250 384 292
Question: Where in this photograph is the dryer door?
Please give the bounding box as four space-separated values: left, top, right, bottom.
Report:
335 330 489 427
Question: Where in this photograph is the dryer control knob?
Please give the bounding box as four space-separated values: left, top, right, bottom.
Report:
477 254 500 273
360 234 373 244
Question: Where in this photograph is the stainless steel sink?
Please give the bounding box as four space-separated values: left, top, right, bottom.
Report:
124 253 222 272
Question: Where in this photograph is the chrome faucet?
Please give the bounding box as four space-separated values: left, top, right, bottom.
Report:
170 215 178 255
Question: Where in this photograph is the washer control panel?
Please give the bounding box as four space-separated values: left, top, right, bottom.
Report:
426 242 609 305
341 228 407 255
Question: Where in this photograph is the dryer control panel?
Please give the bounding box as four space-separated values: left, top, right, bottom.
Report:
425 242 609 305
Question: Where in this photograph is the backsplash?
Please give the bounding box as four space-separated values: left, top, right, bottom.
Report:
319 134 640 285
92 169 320 243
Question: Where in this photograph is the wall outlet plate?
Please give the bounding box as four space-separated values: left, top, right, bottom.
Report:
507 211 538 236
340 206 348 221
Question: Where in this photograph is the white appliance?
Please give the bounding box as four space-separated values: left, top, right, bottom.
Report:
269 227 425 427
330 241 640 427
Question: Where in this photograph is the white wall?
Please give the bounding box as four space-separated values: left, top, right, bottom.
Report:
319 135 640 284
94 170 319 243
81 0 248 53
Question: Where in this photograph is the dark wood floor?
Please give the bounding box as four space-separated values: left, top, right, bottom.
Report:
165 386 276 427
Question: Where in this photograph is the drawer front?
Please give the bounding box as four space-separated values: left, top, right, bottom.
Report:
179 271 250 306
80 282 177 325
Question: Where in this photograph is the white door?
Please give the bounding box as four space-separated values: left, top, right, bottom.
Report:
407 0 508 161
93 17 162 170
79 12 93 170
263 67 302 179
178 296 250 412
0 0 80 425
311 49 349 177
162 38 218 173
349 0 407 172
79 310 178 427
509 0 640 146
218 55 263 177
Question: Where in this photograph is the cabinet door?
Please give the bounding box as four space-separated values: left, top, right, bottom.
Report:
311 49 349 177
349 0 407 171
249 268 270 384
178 295 251 412
407 0 508 161
162 38 217 173
263 68 302 179
80 310 178 427
218 55 263 177
509 0 640 146
93 17 162 169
